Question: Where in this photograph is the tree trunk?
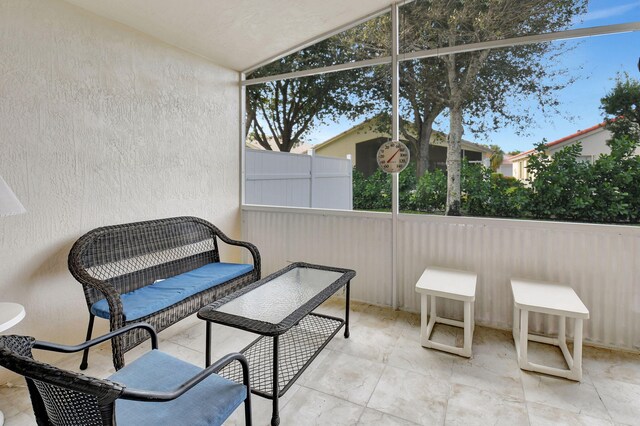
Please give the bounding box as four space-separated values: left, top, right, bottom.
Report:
416 120 434 178
445 103 463 216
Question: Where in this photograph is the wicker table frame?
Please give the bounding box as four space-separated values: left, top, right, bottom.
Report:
198 262 355 426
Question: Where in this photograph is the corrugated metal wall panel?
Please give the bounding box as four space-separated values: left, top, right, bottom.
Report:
398 215 640 350
243 208 393 306
243 207 640 350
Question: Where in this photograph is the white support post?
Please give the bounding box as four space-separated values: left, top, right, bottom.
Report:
390 1 400 310
309 149 315 208
347 154 353 210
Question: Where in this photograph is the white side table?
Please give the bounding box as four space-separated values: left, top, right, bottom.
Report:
415 267 477 358
511 279 589 381
0 302 26 426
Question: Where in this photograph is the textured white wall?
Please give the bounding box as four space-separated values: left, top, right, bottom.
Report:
0 0 240 376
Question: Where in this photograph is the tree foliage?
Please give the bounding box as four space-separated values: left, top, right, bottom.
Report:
354 138 640 224
489 144 505 171
600 72 640 141
246 16 390 152
344 1 585 214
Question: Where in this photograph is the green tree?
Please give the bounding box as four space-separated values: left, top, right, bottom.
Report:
246 25 387 152
416 0 585 216
461 161 527 217
357 1 585 213
414 169 447 212
525 142 593 220
489 144 505 172
600 72 640 141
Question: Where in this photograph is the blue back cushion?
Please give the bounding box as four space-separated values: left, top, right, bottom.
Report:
109 350 246 426
91 262 253 321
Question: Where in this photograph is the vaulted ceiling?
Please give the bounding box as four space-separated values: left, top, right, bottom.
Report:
64 0 395 71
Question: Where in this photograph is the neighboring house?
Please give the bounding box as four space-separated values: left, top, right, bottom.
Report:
312 117 492 176
245 137 313 154
510 121 632 182
498 156 514 177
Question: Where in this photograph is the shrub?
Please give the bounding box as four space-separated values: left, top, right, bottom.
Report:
414 168 447 212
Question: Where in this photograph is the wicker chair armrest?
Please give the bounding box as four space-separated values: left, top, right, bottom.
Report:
80 276 126 325
120 352 250 402
214 229 261 279
33 323 159 353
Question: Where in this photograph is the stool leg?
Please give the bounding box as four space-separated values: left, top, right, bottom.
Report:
470 301 475 334
421 294 428 345
463 301 471 357
512 304 519 343
519 309 528 368
428 295 437 332
559 315 566 347
572 319 583 381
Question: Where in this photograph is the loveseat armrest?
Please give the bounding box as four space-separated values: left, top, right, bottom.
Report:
213 228 261 280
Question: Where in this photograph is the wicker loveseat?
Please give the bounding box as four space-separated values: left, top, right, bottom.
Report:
68 216 261 370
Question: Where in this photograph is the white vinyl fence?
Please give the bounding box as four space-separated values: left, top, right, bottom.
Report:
243 205 640 351
245 149 352 210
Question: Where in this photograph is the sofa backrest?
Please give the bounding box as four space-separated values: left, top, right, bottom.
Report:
69 217 220 306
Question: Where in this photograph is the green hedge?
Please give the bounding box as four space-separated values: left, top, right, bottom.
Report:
353 136 640 224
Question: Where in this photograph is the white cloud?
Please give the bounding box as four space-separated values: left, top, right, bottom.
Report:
573 2 640 25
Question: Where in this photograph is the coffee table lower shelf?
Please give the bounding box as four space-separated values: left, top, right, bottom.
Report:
218 313 343 399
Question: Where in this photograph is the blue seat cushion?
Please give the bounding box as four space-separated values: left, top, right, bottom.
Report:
91 263 254 321
108 350 246 426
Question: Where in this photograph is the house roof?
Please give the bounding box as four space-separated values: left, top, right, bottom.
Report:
313 116 492 153
510 120 608 161
63 0 395 71
246 139 313 154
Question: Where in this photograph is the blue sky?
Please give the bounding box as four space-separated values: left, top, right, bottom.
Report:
303 1 640 153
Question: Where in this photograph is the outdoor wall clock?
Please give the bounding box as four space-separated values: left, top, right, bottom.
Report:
376 140 410 173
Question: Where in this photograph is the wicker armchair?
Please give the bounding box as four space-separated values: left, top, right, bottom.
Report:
0 323 252 426
68 216 261 370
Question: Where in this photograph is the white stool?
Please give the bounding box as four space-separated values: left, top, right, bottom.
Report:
511 279 589 381
415 267 477 358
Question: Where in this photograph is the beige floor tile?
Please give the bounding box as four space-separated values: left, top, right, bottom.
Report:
451 352 524 400
357 408 419 425
279 387 365 426
526 340 573 371
386 334 455 381
4 411 36 426
527 402 614 426
367 365 449 426
295 348 332 386
303 350 385 405
327 320 400 364
590 376 640 426
444 383 528 426
471 326 517 358
0 385 31 420
583 346 640 386
4 302 639 426
166 321 256 361
521 371 610 420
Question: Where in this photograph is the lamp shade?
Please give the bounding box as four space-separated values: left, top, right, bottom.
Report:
0 174 26 217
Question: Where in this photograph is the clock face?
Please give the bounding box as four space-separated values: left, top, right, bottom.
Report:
376 141 410 174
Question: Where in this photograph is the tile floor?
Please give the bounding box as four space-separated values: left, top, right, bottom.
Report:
2 297 639 425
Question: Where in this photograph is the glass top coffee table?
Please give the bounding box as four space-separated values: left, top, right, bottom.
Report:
198 262 355 426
